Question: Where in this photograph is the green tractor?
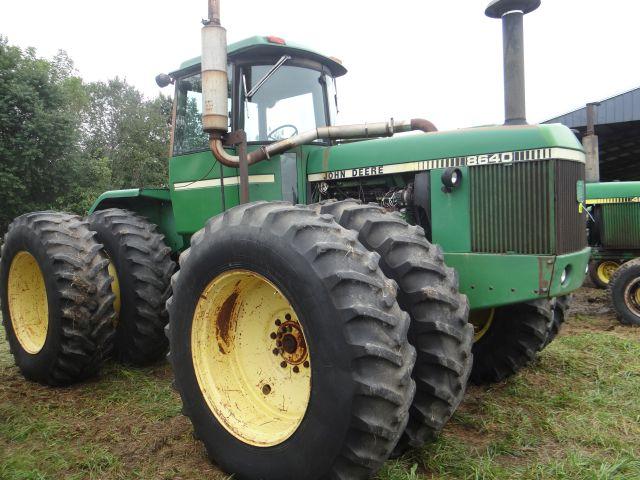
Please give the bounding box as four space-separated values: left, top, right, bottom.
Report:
586 181 640 324
0 0 590 478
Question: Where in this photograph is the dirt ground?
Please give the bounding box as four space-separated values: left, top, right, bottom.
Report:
1 286 639 480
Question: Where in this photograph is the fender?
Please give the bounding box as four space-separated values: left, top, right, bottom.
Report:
89 188 185 253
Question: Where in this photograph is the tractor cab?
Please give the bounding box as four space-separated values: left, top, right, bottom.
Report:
169 36 345 156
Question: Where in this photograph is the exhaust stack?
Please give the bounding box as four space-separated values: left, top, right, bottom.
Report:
201 0 229 134
486 0 540 125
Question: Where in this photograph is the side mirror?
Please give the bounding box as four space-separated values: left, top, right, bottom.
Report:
155 73 174 88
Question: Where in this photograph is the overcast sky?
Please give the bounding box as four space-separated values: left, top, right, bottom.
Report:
1 0 638 130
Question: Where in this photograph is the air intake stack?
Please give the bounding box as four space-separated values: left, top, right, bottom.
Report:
201 0 229 134
486 0 540 125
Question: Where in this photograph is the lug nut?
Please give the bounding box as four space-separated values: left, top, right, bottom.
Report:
293 366 300 373
280 361 287 368
285 313 292 321
272 348 279 355
275 319 281 326
270 332 277 339
303 361 310 368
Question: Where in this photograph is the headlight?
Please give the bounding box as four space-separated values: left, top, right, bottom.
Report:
441 167 462 192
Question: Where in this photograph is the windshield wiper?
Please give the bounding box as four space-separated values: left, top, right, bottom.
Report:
245 55 291 100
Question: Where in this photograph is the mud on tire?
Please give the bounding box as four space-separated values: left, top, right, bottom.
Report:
316 199 473 453
0 211 115 385
166 201 416 480
89 208 175 365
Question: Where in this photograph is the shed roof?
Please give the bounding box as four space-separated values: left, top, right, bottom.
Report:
544 87 640 128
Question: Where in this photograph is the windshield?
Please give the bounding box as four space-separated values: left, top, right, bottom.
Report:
173 71 231 156
242 64 329 142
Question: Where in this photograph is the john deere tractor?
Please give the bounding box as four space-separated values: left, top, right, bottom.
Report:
0 0 590 478
586 181 640 324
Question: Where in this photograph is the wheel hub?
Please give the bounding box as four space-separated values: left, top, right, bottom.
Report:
272 317 308 367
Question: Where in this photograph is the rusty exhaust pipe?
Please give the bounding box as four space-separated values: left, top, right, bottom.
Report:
209 119 438 168
486 0 540 125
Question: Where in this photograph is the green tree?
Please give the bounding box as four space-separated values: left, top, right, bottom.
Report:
81 79 172 189
0 37 85 234
0 38 173 235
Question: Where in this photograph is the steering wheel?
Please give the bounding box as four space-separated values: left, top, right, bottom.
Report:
267 124 299 141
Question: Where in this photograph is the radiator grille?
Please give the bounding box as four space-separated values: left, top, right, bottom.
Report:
555 160 587 254
470 160 586 255
601 203 640 249
470 161 552 254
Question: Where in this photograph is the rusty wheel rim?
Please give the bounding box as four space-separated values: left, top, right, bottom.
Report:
190 269 311 447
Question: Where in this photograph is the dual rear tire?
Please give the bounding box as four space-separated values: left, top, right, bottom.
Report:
0 208 175 386
0 212 116 385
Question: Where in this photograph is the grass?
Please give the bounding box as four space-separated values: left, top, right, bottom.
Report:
1 286 639 479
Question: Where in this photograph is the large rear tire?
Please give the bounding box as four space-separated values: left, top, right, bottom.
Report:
609 258 640 325
470 300 551 384
0 212 115 385
316 199 473 453
88 208 175 365
166 202 416 479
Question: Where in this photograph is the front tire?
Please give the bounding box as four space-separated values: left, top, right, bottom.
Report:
470 300 551 384
609 258 640 325
0 212 115 385
166 202 416 479
542 295 570 349
88 208 175 365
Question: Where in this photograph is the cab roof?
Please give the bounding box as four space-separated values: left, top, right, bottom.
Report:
171 35 347 77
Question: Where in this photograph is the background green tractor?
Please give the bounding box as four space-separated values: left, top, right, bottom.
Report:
586 181 640 324
0 0 591 478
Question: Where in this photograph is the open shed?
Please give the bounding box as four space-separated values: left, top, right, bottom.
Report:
544 87 640 181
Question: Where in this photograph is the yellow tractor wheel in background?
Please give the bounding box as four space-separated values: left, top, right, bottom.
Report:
166 202 416 480
0 212 116 385
589 260 620 289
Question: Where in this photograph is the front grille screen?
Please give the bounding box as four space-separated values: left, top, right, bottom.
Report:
470 160 585 255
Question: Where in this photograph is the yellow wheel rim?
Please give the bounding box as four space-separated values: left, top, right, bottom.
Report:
597 261 620 285
7 251 49 354
107 258 121 321
191 269 311 447
470 308 495 342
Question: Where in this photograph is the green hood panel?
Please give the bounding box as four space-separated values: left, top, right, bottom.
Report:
307 123 583 174
586 181 640 200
